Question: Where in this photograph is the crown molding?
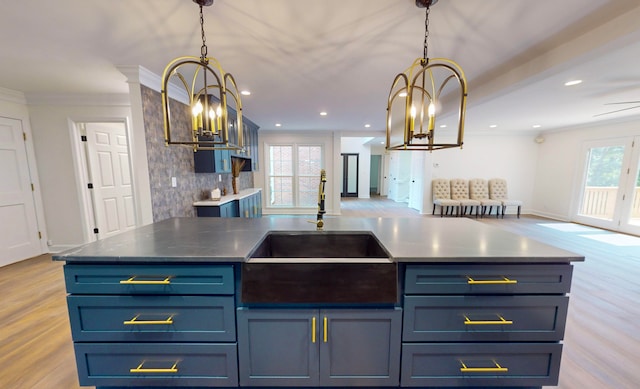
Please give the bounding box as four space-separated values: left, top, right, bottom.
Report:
24 93 131 106
117 65 189 104
0 87 27 104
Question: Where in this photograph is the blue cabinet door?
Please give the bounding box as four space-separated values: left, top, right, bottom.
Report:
194 149 231 173
319 308 402 386
237 308 402 387
237 309 319 387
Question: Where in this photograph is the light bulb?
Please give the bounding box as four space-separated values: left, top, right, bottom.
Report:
192 100 203 116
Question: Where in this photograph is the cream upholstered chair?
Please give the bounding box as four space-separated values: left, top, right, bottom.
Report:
432 179 460 217
449 179 480 217
489 178 522 218
469 178 502 218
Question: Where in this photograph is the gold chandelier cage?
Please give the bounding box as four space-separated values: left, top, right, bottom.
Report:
161 0 243 151
386 0 468 151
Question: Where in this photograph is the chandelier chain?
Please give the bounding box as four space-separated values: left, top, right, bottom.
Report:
423 5 430 62
199 5 208 59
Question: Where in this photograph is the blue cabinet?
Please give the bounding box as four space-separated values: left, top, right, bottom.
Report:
400 263 573 387
194 148 231 173
237 308 402 387
196 200 239 217
238 190 262 218
64 264 238 388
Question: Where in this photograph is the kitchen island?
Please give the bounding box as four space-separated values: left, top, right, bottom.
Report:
54 217 583 388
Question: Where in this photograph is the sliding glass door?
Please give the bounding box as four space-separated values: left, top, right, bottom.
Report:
574 137 640 235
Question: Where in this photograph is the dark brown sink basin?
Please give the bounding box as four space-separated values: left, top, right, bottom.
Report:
242 231 397 304
248 231 390 261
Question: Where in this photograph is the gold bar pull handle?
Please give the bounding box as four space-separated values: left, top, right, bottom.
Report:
120 276 171 285
464 315 513 325
460 360 508 373
323 316 328 343
312 317 316 343
467 276 517 285
130 361 178 374
124 315 174 325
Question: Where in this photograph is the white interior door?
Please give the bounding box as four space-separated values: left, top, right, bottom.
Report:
0 117 41 266
85 122 136 240
408 152 424 211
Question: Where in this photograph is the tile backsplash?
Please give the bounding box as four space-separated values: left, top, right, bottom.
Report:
141 85 253 222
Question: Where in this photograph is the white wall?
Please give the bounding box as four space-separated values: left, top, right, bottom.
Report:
532 118 640 220
27 96 142 248
430 133 539 214
340 137 372 199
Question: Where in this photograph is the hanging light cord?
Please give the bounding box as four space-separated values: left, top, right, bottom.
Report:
199 4 208 62
422 5 430 65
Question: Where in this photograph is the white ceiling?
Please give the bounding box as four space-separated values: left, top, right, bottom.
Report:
2 0 639 135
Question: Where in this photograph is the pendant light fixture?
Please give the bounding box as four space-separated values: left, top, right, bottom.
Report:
386 0 468 151
161 0 243 151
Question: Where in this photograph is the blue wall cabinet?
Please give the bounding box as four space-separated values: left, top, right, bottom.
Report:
237 308 402 387
194 148 231 173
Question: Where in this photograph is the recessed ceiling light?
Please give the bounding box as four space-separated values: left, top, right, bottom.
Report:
320 111 328 116
240 90 251 96
399 92 408 97
489 124 498 128
380 141 385 145
364 124 371 128
532 124 542 128
439 124 447 128
275 123 282 127
564 80 582 86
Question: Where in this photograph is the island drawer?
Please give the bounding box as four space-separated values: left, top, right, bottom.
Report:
401 342 562 387
403 295 568 342
404 264 572 295
74 342 238 387
64 264 234 295
67 295 236 342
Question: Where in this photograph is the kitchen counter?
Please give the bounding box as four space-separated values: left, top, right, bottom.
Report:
193 188 261 206
57 216 580 388
53 216 583 263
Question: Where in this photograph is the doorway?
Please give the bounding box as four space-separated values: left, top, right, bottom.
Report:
72 121 138 242
574 137 640 235
370 155 381 195
341 153 359 197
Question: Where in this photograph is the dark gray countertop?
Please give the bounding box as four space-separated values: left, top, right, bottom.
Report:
52 217 584 263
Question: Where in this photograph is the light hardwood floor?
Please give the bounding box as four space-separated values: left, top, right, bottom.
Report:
1 197 638 388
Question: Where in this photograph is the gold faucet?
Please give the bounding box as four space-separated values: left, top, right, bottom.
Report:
316 169 327 230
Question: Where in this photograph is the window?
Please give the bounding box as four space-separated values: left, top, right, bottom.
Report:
267 144 323 208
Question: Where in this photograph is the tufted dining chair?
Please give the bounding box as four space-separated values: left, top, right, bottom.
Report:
449 179 480 217
432 179 460 217
489 178 522 218
469 178 502 218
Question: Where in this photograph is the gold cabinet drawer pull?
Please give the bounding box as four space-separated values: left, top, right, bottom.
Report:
467 276 517 285
120 276 171 285
464 315 513 325
312 317 317 343
460 360 508 373
123 315 174 325
130 361 178 374
323 316 328 343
